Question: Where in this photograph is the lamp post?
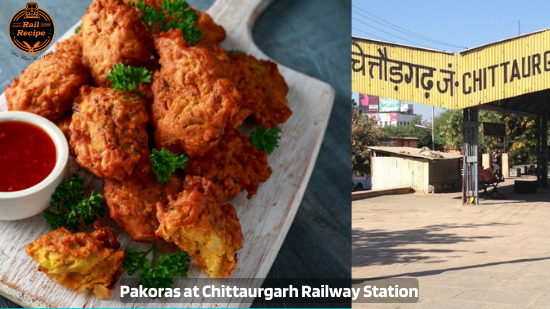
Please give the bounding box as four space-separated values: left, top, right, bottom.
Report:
414 106 435 150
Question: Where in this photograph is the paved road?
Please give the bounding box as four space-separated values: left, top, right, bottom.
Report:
353 181 550 308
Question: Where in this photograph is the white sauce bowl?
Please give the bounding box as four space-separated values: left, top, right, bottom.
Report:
0 111 69 220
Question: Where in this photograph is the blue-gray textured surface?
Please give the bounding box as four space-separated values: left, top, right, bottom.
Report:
0 0 351 307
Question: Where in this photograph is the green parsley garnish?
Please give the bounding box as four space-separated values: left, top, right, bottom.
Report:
44 174 106 231
129 0 202 45
160 0 201 45
74 25 81 34
226 50 246 55
123 245 190 293
129 0 165 32
150 148 188 183
106 63 151 97
249 126 282 154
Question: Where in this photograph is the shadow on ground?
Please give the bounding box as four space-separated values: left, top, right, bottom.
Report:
352 256 550 284
451 177 550 204
352 222 514 268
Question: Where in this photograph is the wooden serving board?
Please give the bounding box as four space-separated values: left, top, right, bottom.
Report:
0 0 334 307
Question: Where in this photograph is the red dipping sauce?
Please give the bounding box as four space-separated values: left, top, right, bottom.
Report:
0 121 56 192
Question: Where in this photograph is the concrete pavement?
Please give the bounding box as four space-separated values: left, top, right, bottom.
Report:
352 180 550 308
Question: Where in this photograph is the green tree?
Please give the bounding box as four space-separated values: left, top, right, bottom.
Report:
352 99 379 175
436 109 501 152
436 109 464 151
435 108 537 166
378 114 433 148
504 114 537 166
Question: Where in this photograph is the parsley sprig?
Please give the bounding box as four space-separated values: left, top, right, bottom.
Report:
150 148 188 183
160 0 201 45
124 245 190 293
106 63 151 97
129 0 165 32
44 174 106 231
227 50 246 55
249 126 282 154
130 0 202 45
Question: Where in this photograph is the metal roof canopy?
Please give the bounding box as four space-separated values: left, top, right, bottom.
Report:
352 29 550 114
353 30 550 204
481 88 550 118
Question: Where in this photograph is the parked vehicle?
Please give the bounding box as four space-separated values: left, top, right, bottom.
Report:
352 172 371 191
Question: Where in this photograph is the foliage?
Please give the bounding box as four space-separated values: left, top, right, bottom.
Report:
435 109 537 166
106 63 151 97
129 0 165 32
249 126 281 154
378 114 435 148
130 0 202 45
44 174 105 231
123 244 190 294
503 114 537 166
150 148 188 183
351 99 380 175
434 109 463 150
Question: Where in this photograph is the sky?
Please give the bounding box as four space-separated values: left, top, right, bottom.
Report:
352 0 550 120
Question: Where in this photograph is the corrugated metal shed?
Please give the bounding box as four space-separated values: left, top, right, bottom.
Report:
369 146 462 160
369 147 462 192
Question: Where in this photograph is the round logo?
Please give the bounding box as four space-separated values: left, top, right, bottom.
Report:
9 2 55 56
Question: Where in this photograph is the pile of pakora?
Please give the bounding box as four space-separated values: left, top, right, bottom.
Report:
9 0 291 299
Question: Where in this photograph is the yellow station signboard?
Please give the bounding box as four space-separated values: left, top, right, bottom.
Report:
352 29 550 109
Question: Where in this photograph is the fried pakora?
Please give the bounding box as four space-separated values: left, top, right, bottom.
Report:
70 86 150 180
81 0 153 87
151 29 241 157
5 51 89 121
155 176 243 278
225 53 262 127
26 225 124 300
186 129 272 203
194 10 226 47
118 0 226 46
55 31 83 58
227 52 291 127
103 168 182 242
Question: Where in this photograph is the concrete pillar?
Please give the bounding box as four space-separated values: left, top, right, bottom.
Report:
502 153 509 178
536 111 548 187
542 112 548 187
482 153 490 170
462 108 479 205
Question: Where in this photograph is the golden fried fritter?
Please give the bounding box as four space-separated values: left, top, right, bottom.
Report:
117 2 226 46
81 0 153 87
103 169 182 242
186 129 272 203
155 176 243 278
5 51 89 121
70 86 150 180
227 52 291 127
151 29 241 157
194 10 226 47
26 225 124 300
55 31 83 57
225 53 262 127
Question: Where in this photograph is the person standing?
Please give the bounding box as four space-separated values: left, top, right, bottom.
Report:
491 147 502 179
